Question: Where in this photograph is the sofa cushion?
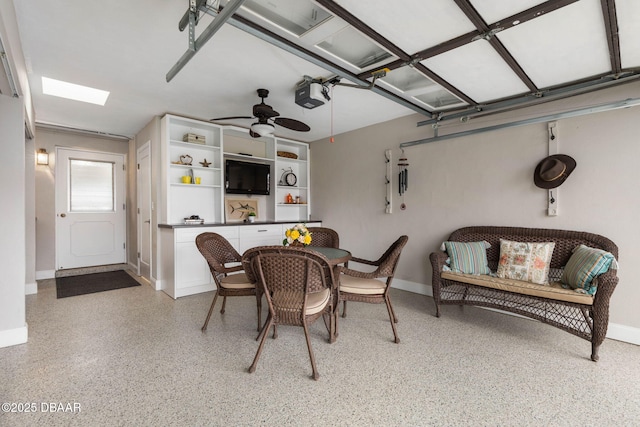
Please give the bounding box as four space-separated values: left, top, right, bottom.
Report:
496 239 555 285
441 271 593 305
443 241 491 275
561 244 616 295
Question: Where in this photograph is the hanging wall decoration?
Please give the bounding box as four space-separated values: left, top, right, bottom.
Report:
398 151 409 210
385 150 392 214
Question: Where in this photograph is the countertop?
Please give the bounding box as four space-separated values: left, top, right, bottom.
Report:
158 219 321 229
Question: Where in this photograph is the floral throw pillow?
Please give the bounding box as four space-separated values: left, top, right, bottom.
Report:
496 239 555 285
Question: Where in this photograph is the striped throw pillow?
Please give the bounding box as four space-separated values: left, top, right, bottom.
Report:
561 245 616 295
444 241 491 275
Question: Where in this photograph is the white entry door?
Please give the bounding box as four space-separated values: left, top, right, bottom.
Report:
137 142 152 280
55 148 126 270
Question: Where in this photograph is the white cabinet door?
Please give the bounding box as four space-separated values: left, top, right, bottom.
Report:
238 224 283 253
176 241 212 290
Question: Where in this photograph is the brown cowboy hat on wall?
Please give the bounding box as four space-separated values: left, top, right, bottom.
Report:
534 154 576 189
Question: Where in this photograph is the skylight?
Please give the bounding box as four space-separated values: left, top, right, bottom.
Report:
41 77 110 106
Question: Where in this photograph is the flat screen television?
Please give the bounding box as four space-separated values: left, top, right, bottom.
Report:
225 159 270 195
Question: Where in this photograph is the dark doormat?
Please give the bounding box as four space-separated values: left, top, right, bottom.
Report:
56 270 140 299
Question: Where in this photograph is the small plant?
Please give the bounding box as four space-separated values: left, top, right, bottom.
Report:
247 211 256 217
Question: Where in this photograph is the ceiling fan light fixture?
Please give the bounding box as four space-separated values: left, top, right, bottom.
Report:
250 122 275 136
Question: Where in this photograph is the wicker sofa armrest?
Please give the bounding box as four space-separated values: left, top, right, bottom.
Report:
429 251 448 275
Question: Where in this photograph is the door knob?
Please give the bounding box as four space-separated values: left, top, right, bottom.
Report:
60 213 66 217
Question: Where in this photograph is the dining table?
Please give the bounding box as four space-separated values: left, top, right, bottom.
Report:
307 246 351 266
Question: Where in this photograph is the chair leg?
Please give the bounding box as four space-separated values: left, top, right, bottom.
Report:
341 300 348 318
249 317 274 374
302 322 320 380
256 313 271 341
220 296 227 314
385 295 400 344
256 294 262 332
201 291 219 332
387 294 399 323
322 312 337 343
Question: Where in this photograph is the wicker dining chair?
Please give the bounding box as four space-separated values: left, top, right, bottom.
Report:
195 232 260 332
307 227 340 249
338 235 408 343
243 246 336 380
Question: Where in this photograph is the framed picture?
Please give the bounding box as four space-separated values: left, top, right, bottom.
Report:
225 198 258 222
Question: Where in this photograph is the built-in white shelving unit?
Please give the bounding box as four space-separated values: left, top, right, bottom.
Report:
160 115 224 224
157 115 313 299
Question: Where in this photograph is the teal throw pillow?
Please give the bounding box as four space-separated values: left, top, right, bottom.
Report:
560 244 616 295
444 241 491 275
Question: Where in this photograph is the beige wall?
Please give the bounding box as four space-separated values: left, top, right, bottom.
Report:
311 82 640 331
34 128 130 275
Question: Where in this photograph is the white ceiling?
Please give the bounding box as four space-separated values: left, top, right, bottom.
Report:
10 0 640 142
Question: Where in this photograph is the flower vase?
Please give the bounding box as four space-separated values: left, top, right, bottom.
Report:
289 241 304 247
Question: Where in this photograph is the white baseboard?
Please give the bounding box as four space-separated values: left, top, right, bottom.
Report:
36 269 55 280
606 323 640 346
25 282 38 295
391 279 639 346
0 324 28 348
392 278 432 296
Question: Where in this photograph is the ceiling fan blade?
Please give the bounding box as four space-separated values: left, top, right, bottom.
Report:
274 117 310 132
210 116 253 121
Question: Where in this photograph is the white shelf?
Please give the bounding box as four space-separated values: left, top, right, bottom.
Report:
171 183 221 188
170 140 220 150
170 164 221 172
223 152 273 162
277 185 308 190
276 156 306 164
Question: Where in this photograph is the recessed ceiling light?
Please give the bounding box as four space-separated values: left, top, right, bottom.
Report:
41 77 110 106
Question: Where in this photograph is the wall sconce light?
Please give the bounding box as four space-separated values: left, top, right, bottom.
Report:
36 148 49 165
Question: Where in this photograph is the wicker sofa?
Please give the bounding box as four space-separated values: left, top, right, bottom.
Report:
429 226 619 361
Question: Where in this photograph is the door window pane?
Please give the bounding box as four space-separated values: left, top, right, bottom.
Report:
69 159 114 212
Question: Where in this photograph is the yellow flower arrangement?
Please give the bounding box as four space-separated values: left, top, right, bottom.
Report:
283 223 312 246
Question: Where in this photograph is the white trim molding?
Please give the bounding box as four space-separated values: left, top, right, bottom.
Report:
0 324 28 348
25 282 37 295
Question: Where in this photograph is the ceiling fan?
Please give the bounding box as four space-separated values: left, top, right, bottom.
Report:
211 89 311 138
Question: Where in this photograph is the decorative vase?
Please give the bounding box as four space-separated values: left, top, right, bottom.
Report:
289 241 304 247
248 216 255 223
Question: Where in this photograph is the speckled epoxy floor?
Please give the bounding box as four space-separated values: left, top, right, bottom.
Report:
1 275 639 426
